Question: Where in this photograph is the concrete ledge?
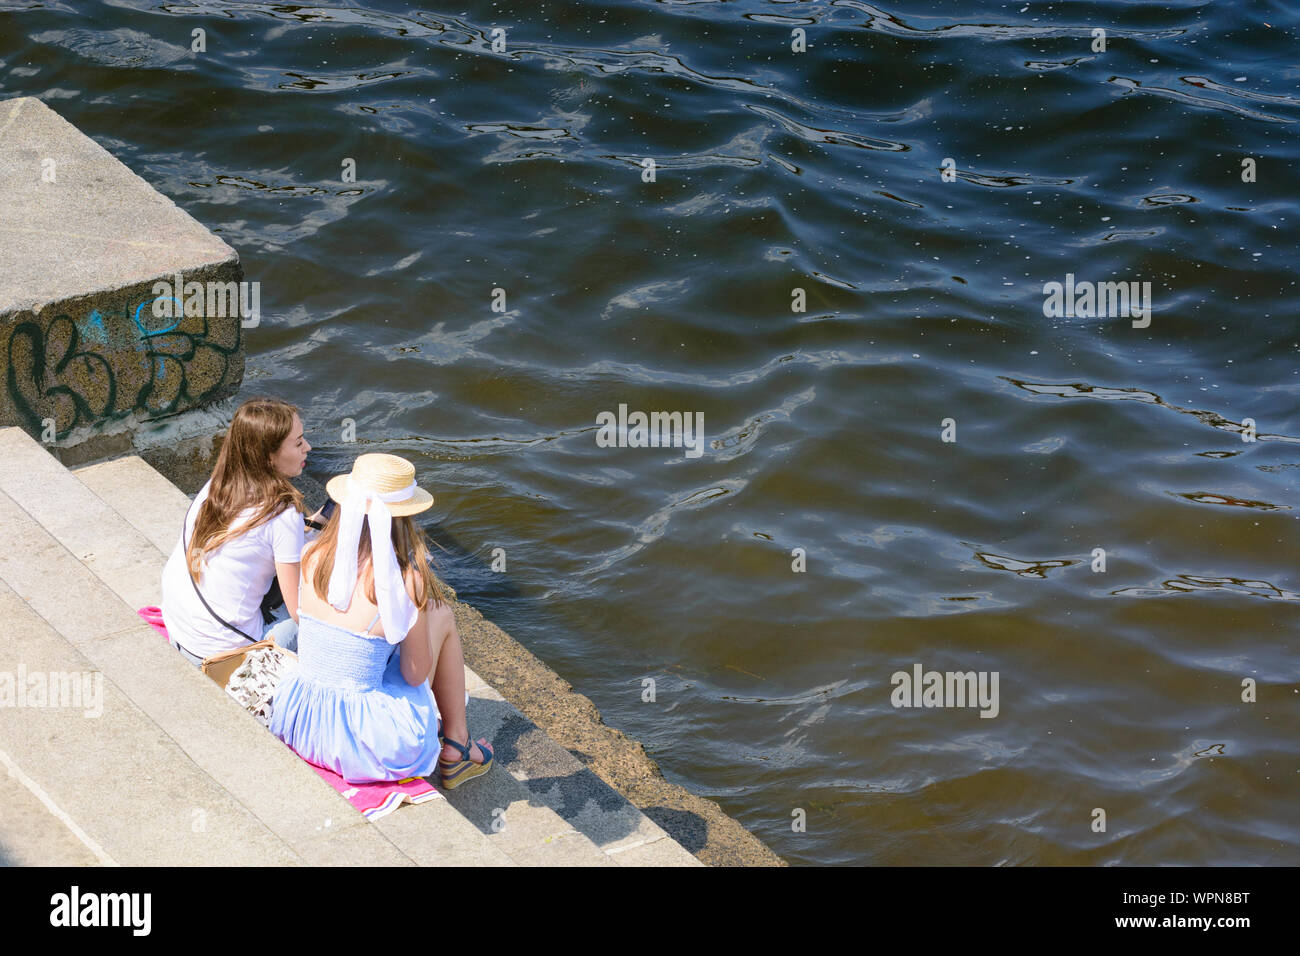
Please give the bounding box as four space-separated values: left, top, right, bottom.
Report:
0 487 145 649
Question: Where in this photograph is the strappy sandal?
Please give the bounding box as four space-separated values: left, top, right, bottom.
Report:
438 735 494 790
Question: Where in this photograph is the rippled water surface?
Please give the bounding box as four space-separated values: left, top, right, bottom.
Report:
2 0 1298 865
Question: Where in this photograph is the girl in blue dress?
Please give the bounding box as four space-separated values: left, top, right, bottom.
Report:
269 453 494 788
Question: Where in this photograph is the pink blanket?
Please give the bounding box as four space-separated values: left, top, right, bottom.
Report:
138 606 440 822
306 763 442 821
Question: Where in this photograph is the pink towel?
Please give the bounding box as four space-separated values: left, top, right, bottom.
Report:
305 762 441 821
137 606 441 822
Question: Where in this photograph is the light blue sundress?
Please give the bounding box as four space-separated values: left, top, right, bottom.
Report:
268 610 443 784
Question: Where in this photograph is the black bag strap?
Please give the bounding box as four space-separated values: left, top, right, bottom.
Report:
183 496 260 645
304 498 337 533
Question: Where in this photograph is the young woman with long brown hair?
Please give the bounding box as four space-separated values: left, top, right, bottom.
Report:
161 396 312 665
268 453 494 788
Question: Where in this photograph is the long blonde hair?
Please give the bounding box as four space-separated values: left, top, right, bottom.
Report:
187 397 305 581
304 510 445 612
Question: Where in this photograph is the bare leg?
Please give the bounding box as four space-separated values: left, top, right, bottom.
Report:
428 613 488 764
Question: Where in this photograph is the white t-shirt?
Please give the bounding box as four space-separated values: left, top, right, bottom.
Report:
161 481 305 660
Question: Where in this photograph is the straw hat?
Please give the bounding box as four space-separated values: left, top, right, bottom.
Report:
325 453 434 517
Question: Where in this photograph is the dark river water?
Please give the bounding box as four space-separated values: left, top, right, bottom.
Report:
2 0 1297 865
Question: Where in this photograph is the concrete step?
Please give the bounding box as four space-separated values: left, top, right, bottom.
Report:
0 429 168 614
0 739 107 867
0 478 428 866
74 454 193 556
67 439 697 865
462 667 702 866
0 575 300 865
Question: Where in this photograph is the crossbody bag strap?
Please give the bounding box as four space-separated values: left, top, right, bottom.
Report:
183 496 260 645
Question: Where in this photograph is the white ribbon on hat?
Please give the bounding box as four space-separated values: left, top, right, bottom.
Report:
327 476 420 644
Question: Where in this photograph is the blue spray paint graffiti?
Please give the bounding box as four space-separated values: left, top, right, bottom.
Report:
134 296 183 339
6 292 242 440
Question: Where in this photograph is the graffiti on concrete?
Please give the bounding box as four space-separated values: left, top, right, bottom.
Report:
79 298 182 347
5 293 242 440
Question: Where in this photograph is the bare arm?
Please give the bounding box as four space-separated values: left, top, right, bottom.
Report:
399 567 449 686
275 561 301 623
400 603 434 686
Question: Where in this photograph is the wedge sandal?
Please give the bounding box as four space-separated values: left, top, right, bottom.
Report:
438 735 494 790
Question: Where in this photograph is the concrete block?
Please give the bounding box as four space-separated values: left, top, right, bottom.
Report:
0 96 244 446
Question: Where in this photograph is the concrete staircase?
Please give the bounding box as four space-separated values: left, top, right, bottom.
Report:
0 427 700 867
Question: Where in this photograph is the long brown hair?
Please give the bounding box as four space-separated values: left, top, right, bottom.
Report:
304 510 445 612
187 397 305 582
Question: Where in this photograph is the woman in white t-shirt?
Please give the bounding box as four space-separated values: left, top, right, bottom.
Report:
161 397 313 665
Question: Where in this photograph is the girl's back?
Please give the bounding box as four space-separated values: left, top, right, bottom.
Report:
271 507 444 784
270 451 493 790
299 544 426 641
